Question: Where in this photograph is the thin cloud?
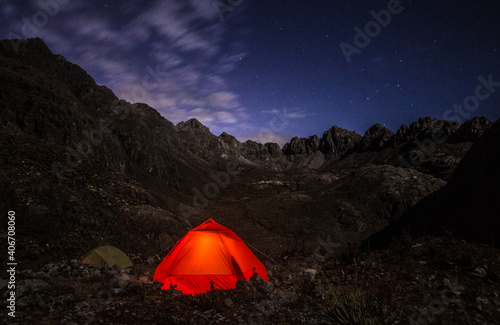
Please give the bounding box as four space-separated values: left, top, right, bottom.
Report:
207 91 239 109
6 0 250 135
239 132 293 147
261 108 316 120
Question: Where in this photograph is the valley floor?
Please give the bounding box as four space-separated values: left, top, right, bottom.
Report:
3 236 499 325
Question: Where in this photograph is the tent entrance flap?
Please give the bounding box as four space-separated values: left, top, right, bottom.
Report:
231 256 246 281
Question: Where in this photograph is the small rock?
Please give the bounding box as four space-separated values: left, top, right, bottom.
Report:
224 298 234 308
263 281 275 294
17 279 50 297
472 267 487 277
120 268 131 275
111 288 125 295
236 280 250 290
256 300 276 317
120 273 131 282
143 281 154 287
277 289 298 303
112 276 129 290
476 297 489 305
143 280 163 293
75 301 91 312
304 268 317 280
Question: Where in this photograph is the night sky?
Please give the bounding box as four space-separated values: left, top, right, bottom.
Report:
2 1 500 145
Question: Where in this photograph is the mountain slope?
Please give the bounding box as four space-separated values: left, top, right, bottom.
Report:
369 119 500 246
0 38 218 264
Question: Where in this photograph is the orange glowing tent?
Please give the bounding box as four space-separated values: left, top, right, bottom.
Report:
153 218 268 295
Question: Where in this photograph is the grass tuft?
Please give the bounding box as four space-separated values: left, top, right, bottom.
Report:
323 289 397 325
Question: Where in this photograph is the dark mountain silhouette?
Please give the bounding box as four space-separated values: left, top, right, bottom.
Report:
369 119 500 246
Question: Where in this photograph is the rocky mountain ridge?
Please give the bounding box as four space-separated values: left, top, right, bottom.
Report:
178 114 493 178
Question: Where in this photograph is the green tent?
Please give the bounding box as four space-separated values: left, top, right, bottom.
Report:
81 246 133 269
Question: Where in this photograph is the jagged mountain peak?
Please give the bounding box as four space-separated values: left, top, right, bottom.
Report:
393 116 460 144
282 135 320 156
449 116 494 143
218 132 240 148
355 123 395 152
1 38 117 112
176 118 211 133
365 123 389 132
409 116 461 135
0 37 52 56
320 125 362 159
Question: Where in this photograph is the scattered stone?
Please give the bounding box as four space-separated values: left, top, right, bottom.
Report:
304 268 317 280
277 289 298 303
224 298 234 308
472 267 487 277
111 288 125 295
120 273 131 282
17 279 51 297
476 297 489 305
262 281 275 294
74 300 91 312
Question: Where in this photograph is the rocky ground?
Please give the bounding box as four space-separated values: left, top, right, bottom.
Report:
2 236 499 324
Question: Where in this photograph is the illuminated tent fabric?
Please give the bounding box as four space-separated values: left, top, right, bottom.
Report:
153 218 268 295
81 246 133 269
